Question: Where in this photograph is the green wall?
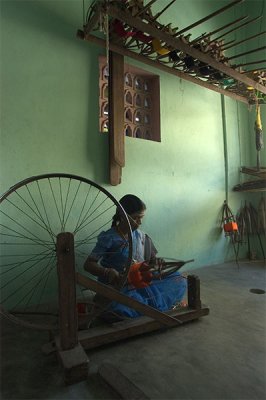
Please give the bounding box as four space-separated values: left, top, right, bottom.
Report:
1 0 265 269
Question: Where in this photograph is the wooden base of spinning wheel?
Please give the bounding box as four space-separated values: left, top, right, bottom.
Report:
50 232 209 385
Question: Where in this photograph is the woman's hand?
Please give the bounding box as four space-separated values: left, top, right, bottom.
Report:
105 268 120 285
84 258 120 285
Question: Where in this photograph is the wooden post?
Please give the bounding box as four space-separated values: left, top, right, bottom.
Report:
56 232 78 350
109 50 125 185
56 232 89 384
187 275 202 310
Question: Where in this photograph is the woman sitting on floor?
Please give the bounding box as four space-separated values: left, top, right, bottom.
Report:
84 194 187 318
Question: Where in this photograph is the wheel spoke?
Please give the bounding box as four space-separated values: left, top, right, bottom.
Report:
5 198 55 239
14 190 56 241
9 256 56 312
74 197 113 234
0 214 54 252
36 180 56 240
24 253 56 311
62 179 82 230
26 184 55 242
0 223 54 250
48 178 64 231
73 188 101 233
73 184 92 233
60 177 71 231
75 217 113 248
0 249 53 272
1 251 54 291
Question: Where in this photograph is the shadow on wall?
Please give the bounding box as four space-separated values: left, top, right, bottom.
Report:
2 0 109 184
2 0 85 47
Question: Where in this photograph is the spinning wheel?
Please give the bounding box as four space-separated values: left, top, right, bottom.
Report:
0 174 209 385
0 173 132 331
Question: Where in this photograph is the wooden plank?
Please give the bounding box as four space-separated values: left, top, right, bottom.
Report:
106 5 266 94
77 307 209 350
233 179 266 192
56 233 78 350
43 306 209 353
98 362 150 400
241 166 266 179
76 272 182 327
109 51 125 168
80 33 248 104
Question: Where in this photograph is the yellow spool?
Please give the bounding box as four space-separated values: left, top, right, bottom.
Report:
152 38 170 55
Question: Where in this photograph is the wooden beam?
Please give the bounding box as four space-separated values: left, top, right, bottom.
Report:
43 306 209 354
76 272 183 327
98 362 150 400
109 158 122 186
106 5 266 94
77 306 209 350
108 50 125 185
109 51 125 168
80 33 248 104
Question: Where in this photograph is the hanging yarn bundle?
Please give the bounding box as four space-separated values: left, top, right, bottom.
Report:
254 103 264 170
221 200 240 267
221 200 239 238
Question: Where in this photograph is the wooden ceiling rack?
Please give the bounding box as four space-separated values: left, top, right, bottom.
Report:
78 0 266 104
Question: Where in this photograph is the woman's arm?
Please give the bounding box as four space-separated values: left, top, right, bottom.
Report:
84 256 120 284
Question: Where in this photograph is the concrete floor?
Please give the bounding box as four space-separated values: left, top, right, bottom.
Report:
1 261 266 400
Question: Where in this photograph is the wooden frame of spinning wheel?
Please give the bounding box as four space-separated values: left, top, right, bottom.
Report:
53 232 209 384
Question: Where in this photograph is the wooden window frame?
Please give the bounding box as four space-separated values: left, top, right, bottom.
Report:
99 56 161 142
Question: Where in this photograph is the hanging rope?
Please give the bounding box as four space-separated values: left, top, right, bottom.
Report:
254 0 264 169
221 95 229 203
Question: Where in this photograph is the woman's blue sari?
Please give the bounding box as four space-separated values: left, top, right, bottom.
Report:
90 227 187 318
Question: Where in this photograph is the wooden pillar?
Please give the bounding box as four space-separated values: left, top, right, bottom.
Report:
109 50 125 185
56 232 89 384
187 275 202 310
56 232 78 350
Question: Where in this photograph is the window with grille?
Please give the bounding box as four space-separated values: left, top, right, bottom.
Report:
99 56 161 142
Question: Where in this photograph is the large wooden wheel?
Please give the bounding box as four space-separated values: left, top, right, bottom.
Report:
0 173 132 330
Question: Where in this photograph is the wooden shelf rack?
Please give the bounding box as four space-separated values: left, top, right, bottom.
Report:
78 0 266 104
